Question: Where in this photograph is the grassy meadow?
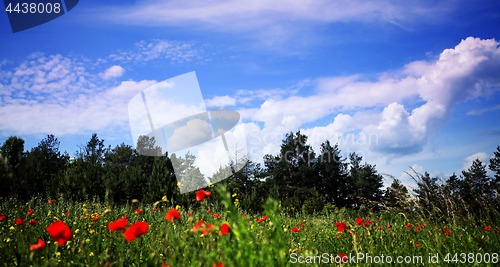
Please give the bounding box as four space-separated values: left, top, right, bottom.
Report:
0 185 499 267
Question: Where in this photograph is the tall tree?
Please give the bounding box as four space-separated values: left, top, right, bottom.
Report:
75 133 109 199
384 178 409 210
316 140 350 208
0 136 26 198
348 152 384 210
460 158 492 213
413 172 442 213
264 131 319 211
489 146 500 190
25 135 69 197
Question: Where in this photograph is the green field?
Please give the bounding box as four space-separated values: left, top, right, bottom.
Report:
1 186 499 267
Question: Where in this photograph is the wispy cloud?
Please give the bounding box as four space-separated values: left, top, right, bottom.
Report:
89 0 456 47
466 104 500 115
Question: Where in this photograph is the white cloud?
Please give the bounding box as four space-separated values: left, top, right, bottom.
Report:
205 95 237 107
109 39 201 63
466 104 500 115
99 65 125 80
95 0 453 39
462 152 489 171
0 53 158 137
228 37 500 162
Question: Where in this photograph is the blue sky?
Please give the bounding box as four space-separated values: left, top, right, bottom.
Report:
1 0 500 191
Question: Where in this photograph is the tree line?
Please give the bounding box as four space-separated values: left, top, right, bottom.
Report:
1 131 499 220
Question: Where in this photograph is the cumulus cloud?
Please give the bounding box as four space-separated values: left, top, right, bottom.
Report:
234 37 500 161
99 65 125 80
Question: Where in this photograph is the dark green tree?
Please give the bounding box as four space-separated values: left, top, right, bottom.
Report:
384 178 409 210
413 172 442 213
264 131 319 211
316 140 350 208
0 136 27 198
25 135 69 198
348 152 384 210
489 146 500 190
75 133 109 200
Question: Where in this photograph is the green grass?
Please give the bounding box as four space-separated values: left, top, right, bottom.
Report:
1 186 499 266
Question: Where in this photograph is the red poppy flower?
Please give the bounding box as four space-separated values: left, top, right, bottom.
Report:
213 262 225 267
415 242 420 247
109 218 128 232
443 226 447 230
48 200 54 204
193 220 205 233
355 217 364 226
46 221 73 245
188 212 191 217
338 254 348 263
93 216 99 222
219 223 231 235
445 230 451 236
485 226 491 230
196 189 211 201
124 221 148 242
494 229 499 234
162 262 169 267
27 209 34 215
30 239 46 251
0 216 5 221
292 227 301 232
201 224 215 235
30 219 36 226
416 227 422 232
135 209 142 214
386 225 390 229
262 216 268 221
213 214 221 218
15 218 25 225
153 208 157 212
242 214 246 217
363 220 373 227
335 222 348 232
207 210 212 214
166 209 181 222
122 215 126 219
